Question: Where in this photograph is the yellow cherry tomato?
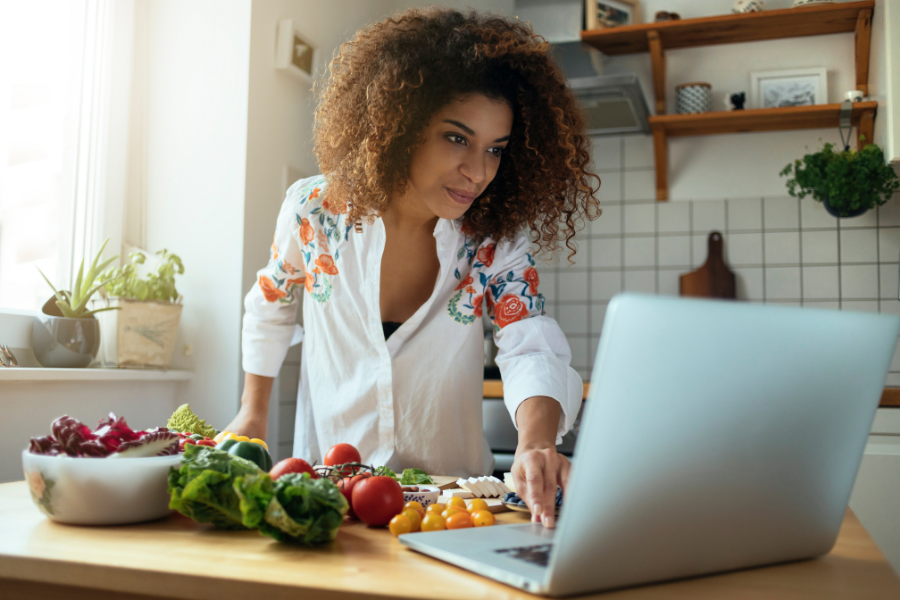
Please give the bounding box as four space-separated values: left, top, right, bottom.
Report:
426 504 444 517
389 514 412 537
472 510 495 527
421 514 446 531
467 498 489 513
404 501 426 519
446 512 474 530
402 508 422 532
441 505 467 520
446 497 467 509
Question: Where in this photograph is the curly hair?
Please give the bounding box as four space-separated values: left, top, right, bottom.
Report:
314 7 601 258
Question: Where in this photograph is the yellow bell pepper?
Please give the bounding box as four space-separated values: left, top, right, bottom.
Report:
213 430 268 450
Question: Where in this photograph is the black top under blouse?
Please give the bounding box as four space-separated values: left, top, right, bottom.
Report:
382 321 403 341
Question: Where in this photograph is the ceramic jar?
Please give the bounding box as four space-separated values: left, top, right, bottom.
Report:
675 82 713 114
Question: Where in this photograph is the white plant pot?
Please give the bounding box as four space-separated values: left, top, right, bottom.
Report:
91 298 182 368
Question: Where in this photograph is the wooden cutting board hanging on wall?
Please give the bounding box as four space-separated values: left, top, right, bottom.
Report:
679 231 736 299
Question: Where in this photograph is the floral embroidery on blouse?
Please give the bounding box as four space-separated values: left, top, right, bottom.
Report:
260 176 351 305
447 237 544 331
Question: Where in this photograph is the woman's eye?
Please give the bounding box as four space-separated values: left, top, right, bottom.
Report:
489 147 506 157
447 134 466 145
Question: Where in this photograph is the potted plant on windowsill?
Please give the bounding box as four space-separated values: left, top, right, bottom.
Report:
91 249 185 369
32 238 120 368
780 141 900 218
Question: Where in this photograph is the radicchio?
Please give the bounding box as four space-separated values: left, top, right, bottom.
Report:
28 414 180 458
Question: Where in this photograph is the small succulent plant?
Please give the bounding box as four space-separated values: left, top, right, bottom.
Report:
37 238 121 319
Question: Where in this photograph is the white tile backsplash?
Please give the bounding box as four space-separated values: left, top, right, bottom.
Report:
801 230 839 264
841 265 879 299
763 197 799 230
591 237 622 268
879 228 900 263
557 303 588 335
734 267 764 300
803 301 840 311
658 268 682 296
692 234 709 268
725 232 763 266
842 300 880 313
624 237 655 268
623 135 654 168
764 231 801 265
624 270 656 293
623 203 655 234
880 264 899 300
658 236 691 267
623 170 656 202
567 335 590 369
591 136 622 171
597 171 622 204
879 198 900 227
765 267 801 300
840 228 878 263
692 200 726 232
558 271 589 302
538 269 557 303
727 197 762 231
657 201 691 234
590 303 608 335
800 199 837 229
839 208 878 229
592 271 622 301
590 204 621 236
802 266 839 300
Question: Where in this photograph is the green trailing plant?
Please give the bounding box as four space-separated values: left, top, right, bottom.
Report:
780 141 900 218
37 238 121 319
101 249 184 302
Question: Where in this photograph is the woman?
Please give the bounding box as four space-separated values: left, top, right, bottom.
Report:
228 8 600 528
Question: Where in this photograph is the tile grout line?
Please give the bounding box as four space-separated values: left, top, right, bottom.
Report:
837 216 843 309
761 197 767 302
798 198 804 306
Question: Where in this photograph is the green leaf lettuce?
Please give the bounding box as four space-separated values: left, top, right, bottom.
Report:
235 472 348 546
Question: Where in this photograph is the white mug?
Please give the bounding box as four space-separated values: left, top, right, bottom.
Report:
846 90 865 102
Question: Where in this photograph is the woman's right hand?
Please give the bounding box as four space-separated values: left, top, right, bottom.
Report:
222 404 268 441
222 374 274 440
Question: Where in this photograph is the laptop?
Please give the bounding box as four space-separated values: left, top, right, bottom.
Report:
401 293 900 596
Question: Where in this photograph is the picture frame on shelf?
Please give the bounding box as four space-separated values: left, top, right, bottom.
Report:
585 0 642 30
275 18 318 84
750 68 828 109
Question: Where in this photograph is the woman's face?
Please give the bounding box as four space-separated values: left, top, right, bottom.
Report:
404 93 513 221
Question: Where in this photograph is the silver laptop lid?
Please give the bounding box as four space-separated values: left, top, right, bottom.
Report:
547 294 899 596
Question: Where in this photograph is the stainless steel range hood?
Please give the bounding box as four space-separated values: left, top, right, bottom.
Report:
550 41 650 136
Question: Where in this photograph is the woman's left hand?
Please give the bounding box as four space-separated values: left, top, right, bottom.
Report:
511 442 570 528
511 395 571 529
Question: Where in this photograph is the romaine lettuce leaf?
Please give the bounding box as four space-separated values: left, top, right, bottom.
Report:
167 444 261 529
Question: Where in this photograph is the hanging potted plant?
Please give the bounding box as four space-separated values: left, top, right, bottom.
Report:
32 238 120 368
91 249 185 369
780 141 900 218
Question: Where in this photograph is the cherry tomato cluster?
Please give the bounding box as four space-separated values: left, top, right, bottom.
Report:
176 432 216 452
389 496 496 537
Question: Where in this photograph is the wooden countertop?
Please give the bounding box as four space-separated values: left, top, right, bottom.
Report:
483 381 900 407
2 481 899 600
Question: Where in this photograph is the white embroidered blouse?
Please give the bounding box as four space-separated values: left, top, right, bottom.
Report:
242 175 583 477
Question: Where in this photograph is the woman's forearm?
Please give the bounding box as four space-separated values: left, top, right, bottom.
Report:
515 396 561 449
241 373 275 418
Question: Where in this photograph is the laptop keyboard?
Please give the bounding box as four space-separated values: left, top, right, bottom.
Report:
494 543 553 567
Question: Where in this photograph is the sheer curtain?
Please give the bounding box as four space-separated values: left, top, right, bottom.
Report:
0 0 132 312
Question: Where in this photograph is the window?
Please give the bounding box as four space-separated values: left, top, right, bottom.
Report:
0 0 128 312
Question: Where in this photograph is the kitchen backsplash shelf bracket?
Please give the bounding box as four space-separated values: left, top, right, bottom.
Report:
580 1 875 201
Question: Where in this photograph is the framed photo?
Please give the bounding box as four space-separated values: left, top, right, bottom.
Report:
750 68 828 109
585 0 642 30
276 19 318 84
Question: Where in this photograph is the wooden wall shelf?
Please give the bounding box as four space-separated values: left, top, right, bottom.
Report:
580 1 875 201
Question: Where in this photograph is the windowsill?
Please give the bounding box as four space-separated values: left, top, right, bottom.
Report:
0 368 192 382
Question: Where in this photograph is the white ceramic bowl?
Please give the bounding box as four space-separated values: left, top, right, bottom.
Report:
21 450 183 525
402 485 440 507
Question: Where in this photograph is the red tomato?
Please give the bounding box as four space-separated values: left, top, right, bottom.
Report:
269 458 318 481
324 443 362 475
338 472 372 519
351 476 404 527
